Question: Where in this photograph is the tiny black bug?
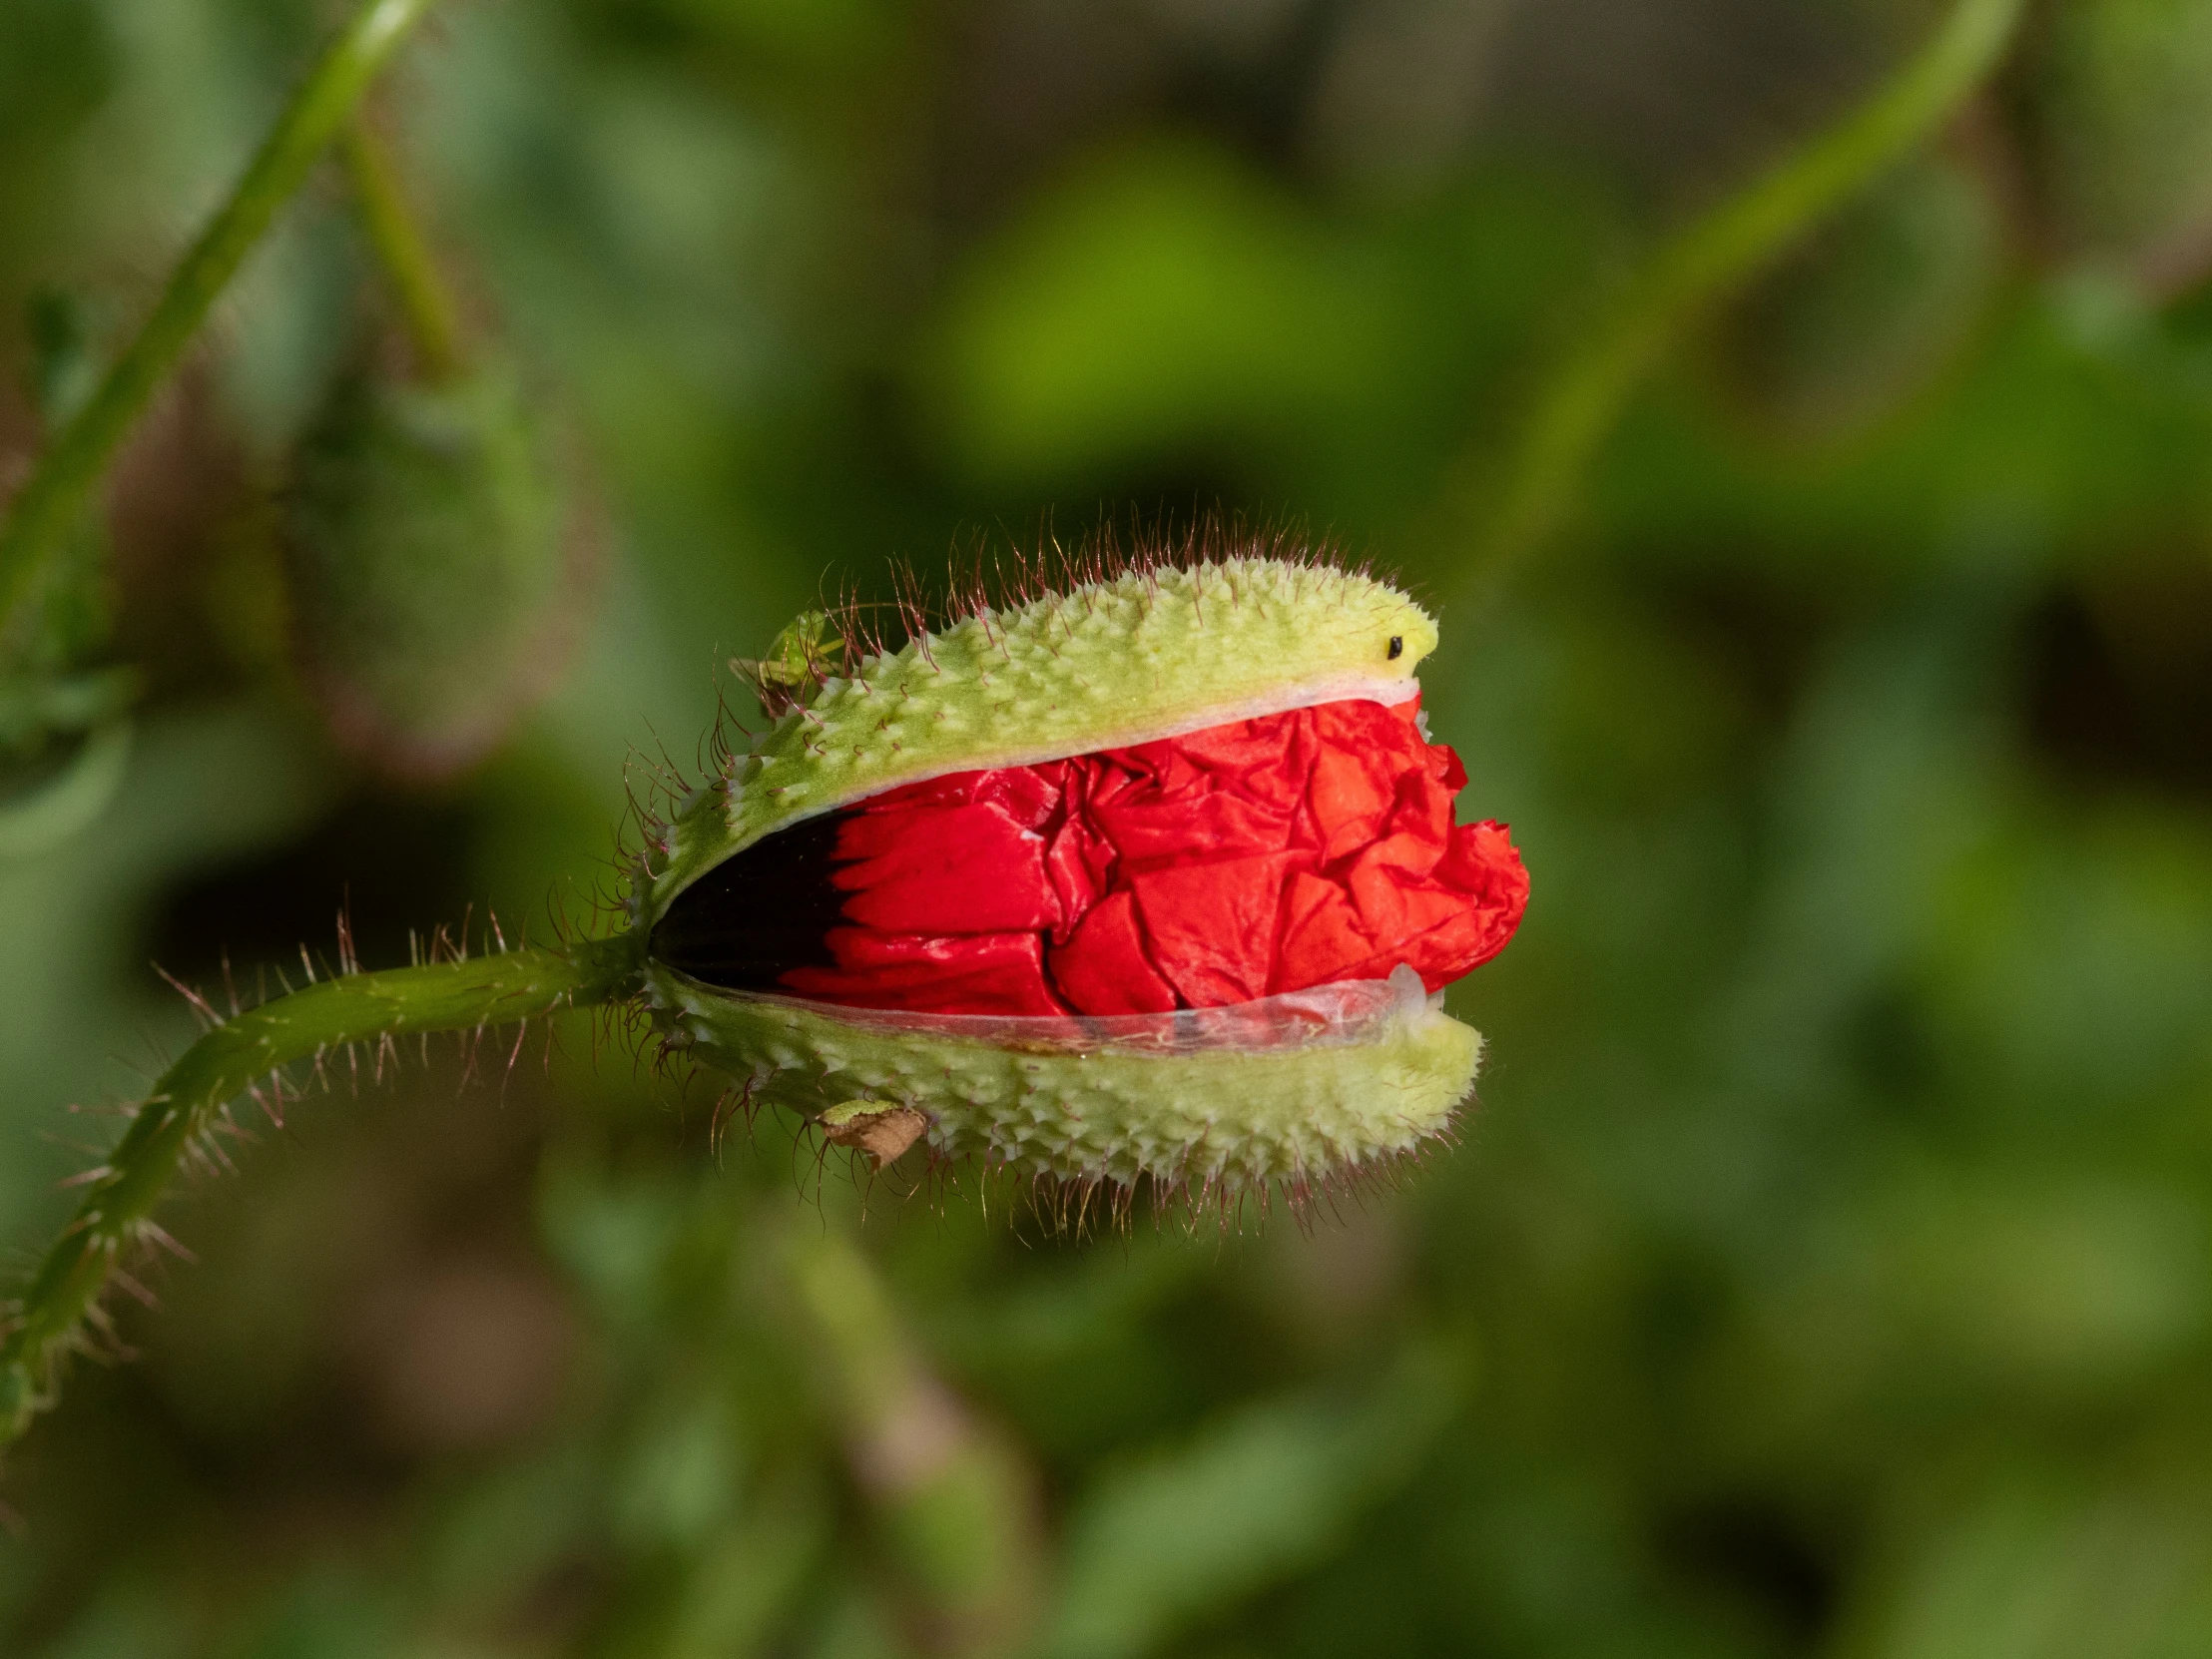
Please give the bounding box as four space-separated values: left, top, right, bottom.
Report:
1387 635 1403 660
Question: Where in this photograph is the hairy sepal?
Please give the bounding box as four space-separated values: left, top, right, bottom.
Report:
649 962 1479 1191
635 557 1437 930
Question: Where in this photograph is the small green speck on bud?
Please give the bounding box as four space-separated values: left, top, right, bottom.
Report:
734 608 847 715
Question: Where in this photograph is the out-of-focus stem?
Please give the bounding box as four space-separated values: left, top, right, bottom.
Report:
1443 0 2027 598
342 120 466 382
0 0 441 651
783 1221 1041 1656
0 932 643 1457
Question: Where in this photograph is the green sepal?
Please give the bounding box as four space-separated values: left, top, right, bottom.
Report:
650 964 1479 1192
637 558 1438 929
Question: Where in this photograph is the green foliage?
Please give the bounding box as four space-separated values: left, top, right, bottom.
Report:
1043 1343 1459 1659
1706 155 2004 447
919 143 1404 485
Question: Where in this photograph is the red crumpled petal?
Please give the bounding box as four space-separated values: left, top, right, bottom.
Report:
1050 889 1178 1014
782 697 1528 1016
1128 851 1301 1007
831 798 1061 934
782 929 1068 1016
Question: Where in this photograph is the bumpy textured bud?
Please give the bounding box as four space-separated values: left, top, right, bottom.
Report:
634 547 1527 1205
280 354 583 780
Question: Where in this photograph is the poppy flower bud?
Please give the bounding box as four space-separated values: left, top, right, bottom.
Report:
280 355 583 781
637 549 1528 1204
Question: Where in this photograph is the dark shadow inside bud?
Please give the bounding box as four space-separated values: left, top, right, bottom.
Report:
650 810 845 990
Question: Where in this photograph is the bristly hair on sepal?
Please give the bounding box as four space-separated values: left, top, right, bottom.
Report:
658 1021 1476 1242
731 516 1382 723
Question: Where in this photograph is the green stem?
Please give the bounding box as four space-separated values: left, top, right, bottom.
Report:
342 120 466 382
0 932 643 1455
1443 0 2025 595
781 1218 1041 1645
0 0 440 653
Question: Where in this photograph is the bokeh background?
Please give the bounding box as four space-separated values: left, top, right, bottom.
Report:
5 0 2212 1653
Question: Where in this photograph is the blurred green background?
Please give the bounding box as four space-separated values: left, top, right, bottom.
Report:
5 0 2212 1653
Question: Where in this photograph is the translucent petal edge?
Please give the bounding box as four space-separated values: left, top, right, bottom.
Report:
646 964 1483 1188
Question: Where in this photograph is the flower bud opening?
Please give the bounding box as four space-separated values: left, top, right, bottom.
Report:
653 697 1526 1018
635 541 1526 1202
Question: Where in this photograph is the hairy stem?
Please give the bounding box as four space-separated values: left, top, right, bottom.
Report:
0 0 440 651
342 119 466 382
1443 0 2025 596
0 932 643 1456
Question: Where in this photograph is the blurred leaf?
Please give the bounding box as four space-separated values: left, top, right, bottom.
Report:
25 288 105 433
1858 1488 2212 1659
1791 1171 2212 1403
1707 153 2003 447
0 715 133 860
917 140 1399 485
0 699 335 1241
0 0 115 241
1595 287 2212 563
1043 1342 1463 1659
